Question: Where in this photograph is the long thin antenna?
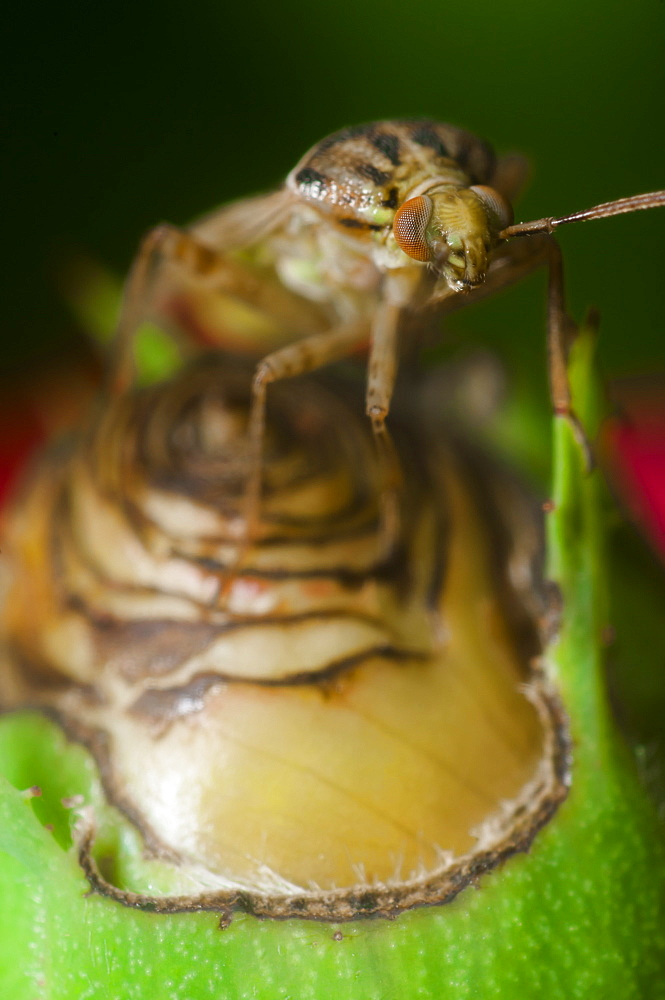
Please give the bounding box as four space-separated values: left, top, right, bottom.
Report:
499 190 665 239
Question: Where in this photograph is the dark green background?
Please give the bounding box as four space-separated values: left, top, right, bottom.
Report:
4 0 665 384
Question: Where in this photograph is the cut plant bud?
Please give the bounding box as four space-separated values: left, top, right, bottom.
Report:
0 355 568 921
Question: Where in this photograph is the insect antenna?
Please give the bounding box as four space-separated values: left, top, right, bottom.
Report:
500 190 665 239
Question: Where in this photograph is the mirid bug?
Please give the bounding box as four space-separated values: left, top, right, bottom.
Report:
110 119 664 521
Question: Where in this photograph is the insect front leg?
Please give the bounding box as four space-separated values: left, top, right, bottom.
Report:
440 234 593 466
544 238 594 467
522 235 594 469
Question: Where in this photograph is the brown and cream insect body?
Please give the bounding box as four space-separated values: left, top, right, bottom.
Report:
111 118 665 522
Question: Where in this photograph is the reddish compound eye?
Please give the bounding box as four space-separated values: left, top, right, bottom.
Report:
393 195 434 261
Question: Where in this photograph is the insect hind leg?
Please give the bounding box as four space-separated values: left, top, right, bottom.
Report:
110 223 330 397
110 224 223 395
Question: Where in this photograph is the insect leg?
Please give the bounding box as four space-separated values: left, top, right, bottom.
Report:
364 300 406 555
111 224 328 394
492 187 665 462
111 224 181 395
544 238 595 468
366 300 402 432
441 234 593 465
244 320 371 532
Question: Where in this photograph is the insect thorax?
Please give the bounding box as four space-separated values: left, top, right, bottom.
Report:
286 120 497 235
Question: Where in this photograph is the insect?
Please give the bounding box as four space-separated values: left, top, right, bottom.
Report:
111 119 665 518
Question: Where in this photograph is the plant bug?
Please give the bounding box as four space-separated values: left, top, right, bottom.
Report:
110 119 664 525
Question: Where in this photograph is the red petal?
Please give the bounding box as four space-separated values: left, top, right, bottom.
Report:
604 400 665 559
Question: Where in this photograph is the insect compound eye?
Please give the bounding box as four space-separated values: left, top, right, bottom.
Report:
469 185 514 232
393 195 435 261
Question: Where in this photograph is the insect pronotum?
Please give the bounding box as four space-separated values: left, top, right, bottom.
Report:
110 119 665 525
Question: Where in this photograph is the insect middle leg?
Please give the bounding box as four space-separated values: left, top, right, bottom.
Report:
242 296 407 559
363 299 406 553
244 319 372 535
243 304 406 563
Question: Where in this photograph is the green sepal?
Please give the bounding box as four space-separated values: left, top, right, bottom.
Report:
1 324 664 999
